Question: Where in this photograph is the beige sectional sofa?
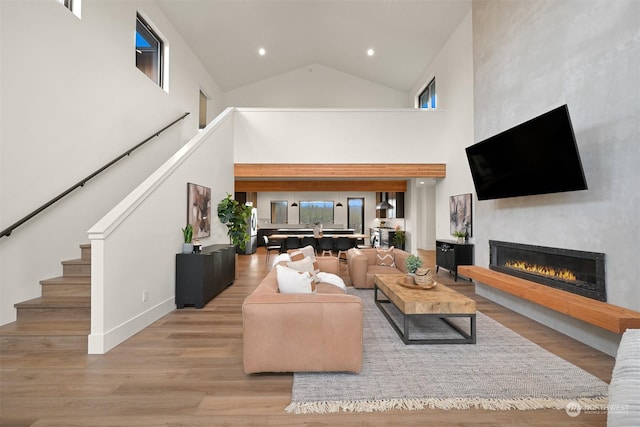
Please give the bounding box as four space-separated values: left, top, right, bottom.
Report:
347 247 411 288
242 256 363 374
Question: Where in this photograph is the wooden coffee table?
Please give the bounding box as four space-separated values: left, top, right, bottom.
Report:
374 274 476 344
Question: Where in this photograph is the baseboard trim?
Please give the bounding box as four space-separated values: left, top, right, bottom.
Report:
88 297 174 354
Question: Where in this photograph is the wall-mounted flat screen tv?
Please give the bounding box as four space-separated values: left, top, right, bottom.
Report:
465 104 587 201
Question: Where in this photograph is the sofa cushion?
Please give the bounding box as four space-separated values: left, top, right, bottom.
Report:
287 256 320 283
276 265 315 294
270 253 291 268
608 328 640 427
375 246 396 267
316 272 347 293
289 245 317 261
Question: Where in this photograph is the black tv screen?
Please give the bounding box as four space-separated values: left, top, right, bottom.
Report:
465 105 587 201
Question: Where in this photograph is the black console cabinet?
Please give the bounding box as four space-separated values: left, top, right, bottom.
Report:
175 244 235 308
435 240 474 282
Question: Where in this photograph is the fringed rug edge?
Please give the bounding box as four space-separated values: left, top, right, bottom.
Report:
285 396 609 414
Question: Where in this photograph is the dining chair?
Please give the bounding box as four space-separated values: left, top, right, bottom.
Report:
318 237 334 256
263 236 281 264
284 236 301 251
335 236 353 262
300 236 318 254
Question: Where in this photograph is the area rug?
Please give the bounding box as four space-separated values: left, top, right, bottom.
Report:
286 288 609 414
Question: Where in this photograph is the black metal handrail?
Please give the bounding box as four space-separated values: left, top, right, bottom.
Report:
0 112 190 238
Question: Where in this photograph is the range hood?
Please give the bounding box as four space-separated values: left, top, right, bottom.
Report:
376 192 394 210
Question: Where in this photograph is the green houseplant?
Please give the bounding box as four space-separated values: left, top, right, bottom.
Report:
405 254 423 274
392 230 406 250
452 230 467 244
217 193 252 252
181 224 194 253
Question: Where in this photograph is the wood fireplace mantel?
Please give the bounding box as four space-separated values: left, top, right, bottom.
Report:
458 265 640 334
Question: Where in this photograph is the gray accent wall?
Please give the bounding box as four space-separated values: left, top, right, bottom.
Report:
472 0 639 355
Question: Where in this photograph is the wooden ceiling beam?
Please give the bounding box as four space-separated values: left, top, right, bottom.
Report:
234 163 446 179
235 180 407 192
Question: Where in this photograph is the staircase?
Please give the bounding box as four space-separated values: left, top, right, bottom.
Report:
0 244 91 352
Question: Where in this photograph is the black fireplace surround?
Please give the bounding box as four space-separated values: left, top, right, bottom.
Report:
489 240 606 302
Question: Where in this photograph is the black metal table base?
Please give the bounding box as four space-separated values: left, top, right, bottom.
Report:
374 285 476 345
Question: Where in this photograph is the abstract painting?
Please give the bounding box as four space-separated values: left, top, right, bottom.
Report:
449 193 472 236
187 183 211 239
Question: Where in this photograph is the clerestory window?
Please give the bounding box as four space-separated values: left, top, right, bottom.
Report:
418 77 436 109
136 14 163 87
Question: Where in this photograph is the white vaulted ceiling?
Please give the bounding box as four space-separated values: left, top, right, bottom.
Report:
157 0 471 92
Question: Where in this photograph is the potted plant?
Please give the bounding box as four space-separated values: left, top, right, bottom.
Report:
452 230 467 244
181 224 194 253
405 254 423 274
403 253 423 285
217 193 252 253
392 230 406 250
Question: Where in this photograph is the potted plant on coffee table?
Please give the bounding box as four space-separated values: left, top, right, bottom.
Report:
403 254 423 285
217 193 252 253
405 254 423 274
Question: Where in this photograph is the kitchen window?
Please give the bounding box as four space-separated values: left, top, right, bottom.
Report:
299 201 334 224
347 198 364 234
270 201 288 224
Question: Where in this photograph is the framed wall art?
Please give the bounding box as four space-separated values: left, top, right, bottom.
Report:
449 193 472 236
187 183 211 239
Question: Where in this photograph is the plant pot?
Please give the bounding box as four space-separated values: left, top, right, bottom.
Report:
456 237 464 244
182 243 194 254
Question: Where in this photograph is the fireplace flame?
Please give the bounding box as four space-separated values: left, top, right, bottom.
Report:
504 260 577 282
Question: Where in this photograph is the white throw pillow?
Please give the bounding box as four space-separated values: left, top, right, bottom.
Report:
270 253 291 268
287 256 320 283
276 265 315 294
289 245 317 262
316 272 347 292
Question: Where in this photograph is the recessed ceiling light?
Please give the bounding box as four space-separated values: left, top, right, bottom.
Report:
258 48 266 56
367 48 375 56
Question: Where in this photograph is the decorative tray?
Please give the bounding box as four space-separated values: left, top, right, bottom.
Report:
397 280 437 290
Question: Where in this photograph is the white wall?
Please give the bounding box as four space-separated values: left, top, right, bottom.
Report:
224 63 409 108
409 11 476 244
88 110 234 354
472 0 640 355
412 181 437 250
0 0 223 325
233 108 449 163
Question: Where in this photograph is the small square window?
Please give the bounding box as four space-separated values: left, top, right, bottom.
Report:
136 14 163 87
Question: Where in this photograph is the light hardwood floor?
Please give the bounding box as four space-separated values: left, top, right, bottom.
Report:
0 249 614 426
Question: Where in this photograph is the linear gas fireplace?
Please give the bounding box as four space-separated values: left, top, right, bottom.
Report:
489 240 606 302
